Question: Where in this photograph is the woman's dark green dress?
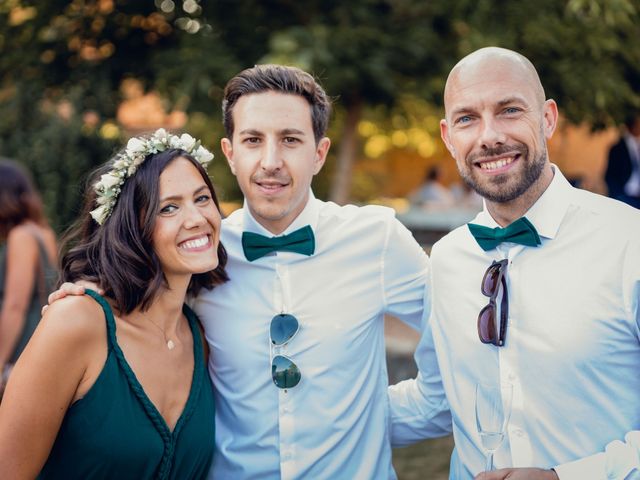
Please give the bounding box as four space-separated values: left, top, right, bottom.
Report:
39 290 215 480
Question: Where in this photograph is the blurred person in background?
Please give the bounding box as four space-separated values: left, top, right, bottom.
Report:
0 130 228 478
0 158 58 395
451 181 484 210
409 164 456 209
604 113 640 208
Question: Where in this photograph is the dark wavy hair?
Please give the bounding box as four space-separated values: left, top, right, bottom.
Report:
60 147 228 314
0 158 48 240
222 64 332 143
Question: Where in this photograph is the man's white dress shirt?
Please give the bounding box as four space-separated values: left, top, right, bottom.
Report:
389 167 640 479
623 133 640 197
194 192 432 479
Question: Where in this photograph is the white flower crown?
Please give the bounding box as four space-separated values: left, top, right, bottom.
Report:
90 128 214 225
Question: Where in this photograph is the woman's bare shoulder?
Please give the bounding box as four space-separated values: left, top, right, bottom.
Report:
38 295 108 346
6 224 38 248
7 223 58 261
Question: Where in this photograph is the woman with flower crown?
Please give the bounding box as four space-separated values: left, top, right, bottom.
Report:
0 129 228 479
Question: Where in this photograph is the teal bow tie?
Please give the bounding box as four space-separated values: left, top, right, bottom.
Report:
468 217 541 251
242 225 315 261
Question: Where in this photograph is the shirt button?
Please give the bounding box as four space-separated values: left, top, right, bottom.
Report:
513 428 524 437
508 372 516 381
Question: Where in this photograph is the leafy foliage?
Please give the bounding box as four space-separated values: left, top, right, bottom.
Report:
0 0 207 230
0 0 638 230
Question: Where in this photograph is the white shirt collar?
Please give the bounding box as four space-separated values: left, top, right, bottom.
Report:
240 189 320 237
470 164 572 241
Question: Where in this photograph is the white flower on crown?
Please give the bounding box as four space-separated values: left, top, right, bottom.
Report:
179 133 197 151
195 145 214 163
90 205 110 225
98 173 121 189
90 128 214 225
126 137 147 156
112 159 128 170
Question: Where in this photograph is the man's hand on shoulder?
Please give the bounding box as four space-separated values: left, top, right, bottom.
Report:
42 281 102 315
475 468 559 480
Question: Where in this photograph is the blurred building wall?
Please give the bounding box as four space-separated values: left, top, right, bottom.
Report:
368 119 618 199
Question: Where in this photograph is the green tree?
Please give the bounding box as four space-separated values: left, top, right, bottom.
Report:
446 0 640 129
202 0 639 203
203 0 459 204
2 0 638 226
0 0 222 230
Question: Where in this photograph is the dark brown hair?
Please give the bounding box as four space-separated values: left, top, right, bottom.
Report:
0 158 47 240
60 147 228 314
222 64 332 143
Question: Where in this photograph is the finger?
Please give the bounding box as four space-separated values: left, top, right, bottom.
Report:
46 282 86 305
47 289 66 305
75 280 102 294
61 282 86 295
76 280 94 290
475 471 504 480
41 304 49 316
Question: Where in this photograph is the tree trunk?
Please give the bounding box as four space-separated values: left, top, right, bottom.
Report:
329 100 362 205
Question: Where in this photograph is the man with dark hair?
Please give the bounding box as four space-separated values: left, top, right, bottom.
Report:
390 47 640 479
192 64 443 479
605 114 640 208
221 64 331 144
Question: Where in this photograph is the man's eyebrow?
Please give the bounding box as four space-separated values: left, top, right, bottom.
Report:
237 128 307 136
449 96 530 118
497 96 529 107
279 128 306 136
238 129 263 136
450 106 475 117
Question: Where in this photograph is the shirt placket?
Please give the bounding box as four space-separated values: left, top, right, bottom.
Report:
274 262 296 479
496 245 533 467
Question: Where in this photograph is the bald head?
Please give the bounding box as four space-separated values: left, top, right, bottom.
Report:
439 46 558 217
444 47 546 114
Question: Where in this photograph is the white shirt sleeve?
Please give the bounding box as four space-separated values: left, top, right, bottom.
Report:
554 234 640 480
553 432 640 479
388 281 452 445
382 214 451 444
381 215 429 331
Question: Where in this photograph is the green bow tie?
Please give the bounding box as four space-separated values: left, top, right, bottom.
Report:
468 217 541 251
242 225 315 261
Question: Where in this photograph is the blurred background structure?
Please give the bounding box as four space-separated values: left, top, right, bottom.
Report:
1 1 639 477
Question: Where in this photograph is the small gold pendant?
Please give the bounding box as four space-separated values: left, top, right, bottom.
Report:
167 340 175 350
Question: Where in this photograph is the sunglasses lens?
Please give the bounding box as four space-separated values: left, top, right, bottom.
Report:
481 263 503 296
272 355 301 389
270 314 299 346
477 305 496 344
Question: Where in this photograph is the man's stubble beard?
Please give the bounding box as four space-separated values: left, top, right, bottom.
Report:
459 144 547 203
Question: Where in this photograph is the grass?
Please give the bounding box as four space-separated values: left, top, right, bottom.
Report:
392 436 454 479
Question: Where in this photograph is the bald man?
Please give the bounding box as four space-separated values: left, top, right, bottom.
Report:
389 47 640 480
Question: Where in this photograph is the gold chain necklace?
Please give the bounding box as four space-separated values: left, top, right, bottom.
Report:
147 318 176 350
